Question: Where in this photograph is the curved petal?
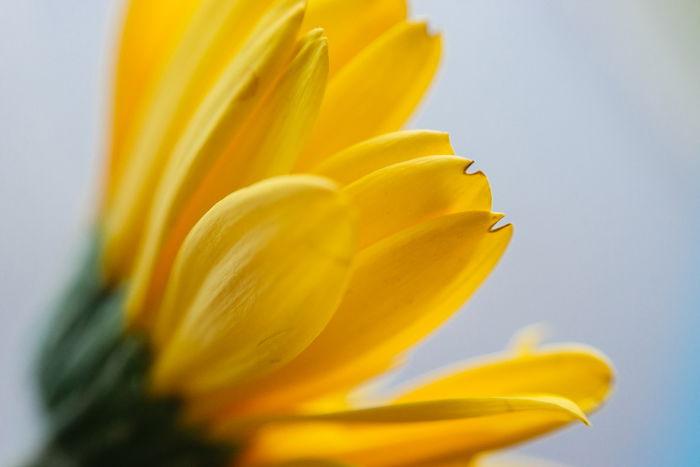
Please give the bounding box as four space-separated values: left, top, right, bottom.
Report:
218 212 512 415
245 348 612 467
312 130 454 185
343 156 491 248
150 175 357 397
221 395 586 436
394 345 613 410
296 21 442 170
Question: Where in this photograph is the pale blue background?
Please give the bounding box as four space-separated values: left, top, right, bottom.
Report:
1 1 698 465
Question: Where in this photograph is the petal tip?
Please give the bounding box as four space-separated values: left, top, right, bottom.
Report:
488 213 512 233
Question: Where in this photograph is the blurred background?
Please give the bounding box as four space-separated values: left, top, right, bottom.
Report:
0 1 698 465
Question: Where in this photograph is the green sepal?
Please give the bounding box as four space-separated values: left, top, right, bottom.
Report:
32 232 238 466
36 233 114 411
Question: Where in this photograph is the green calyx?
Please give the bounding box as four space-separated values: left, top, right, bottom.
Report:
32 235 237 467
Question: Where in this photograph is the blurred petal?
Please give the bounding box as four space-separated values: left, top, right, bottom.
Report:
313 130 455 185
296 21 442 170
122 0 305 323
303 0 406 76
151 175 356 396
245 348 611 466
224 212 512 414
106 0 201 206
130 27 329 325
394 346 613 410
103 0 291 281
508 324 550 356
344 156 491 248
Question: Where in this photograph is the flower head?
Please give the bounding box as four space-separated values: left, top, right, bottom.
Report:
35 1 613 466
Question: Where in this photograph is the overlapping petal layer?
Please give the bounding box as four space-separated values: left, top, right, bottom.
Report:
345 156 491 248
130 26 329 324
245 347 612 466
313 130 455 185
296 21 442 170
98 0 614 465
104 0 285 279
152 175 356 395
193 212 511 416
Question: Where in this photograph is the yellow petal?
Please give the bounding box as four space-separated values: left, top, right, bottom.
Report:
151 175 356 397
106 0 201 207
102 0 290 281
246 348 611 467
301 395 587 424
312 130 455 185
344 156 491 248
128 27 328 326
394 346 613 411
195 28 328 191
222 396 586 435
303 0 406 76
223 212 512 414
121 0 305 324
296 21 442 170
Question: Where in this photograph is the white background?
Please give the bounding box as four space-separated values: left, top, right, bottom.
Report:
1 1 699 465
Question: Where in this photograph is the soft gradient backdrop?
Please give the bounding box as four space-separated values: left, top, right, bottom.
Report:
1 1 698 465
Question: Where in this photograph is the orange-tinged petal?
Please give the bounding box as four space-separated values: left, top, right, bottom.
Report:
312 130 455 185
296 21 442 170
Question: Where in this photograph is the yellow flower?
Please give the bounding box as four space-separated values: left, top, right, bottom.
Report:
93 0 613 465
